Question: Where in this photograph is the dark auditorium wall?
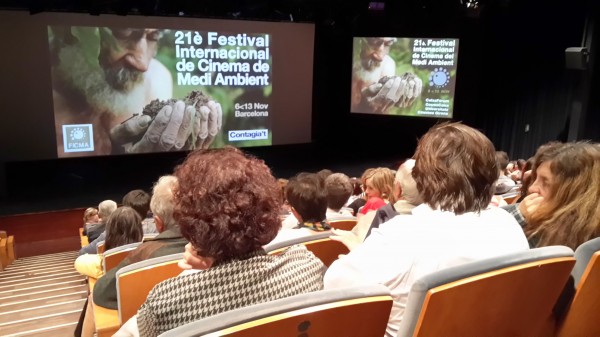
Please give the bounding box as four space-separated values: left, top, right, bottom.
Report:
0 0 597 217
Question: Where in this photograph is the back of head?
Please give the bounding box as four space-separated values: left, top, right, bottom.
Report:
104 206 143 250
286 173 328 222
527 142 600 249
122 189 151 218
413 122 498 214
495 151 510 172
325 173 353 212
98 200 117 220
150 175 178 231
174 147 281 264
395 159 422 205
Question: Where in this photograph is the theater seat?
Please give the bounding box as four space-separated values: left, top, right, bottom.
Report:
396 246 575 337
102 242 142 273
115 253 183 324
328 217 358 231
158 284 393 337
556 237 600 337
264 232 349 267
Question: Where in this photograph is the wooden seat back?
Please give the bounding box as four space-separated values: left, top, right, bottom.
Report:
116 253 183 324
266 233 349 267
328 218 358 231
556 252 600 337
7 235 15 265
102 243 141 273
159 284 393 337
397 246 576 337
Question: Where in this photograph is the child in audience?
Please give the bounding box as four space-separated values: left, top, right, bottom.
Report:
358 167 395 217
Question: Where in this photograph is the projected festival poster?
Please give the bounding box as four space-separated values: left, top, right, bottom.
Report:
351 37 459 118
48 26 272 157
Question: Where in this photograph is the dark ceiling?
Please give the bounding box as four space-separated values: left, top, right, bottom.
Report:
0 0 507 24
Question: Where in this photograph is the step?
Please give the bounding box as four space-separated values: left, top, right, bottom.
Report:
9 253 77 265
0 292 88 312
0 266 76 281
0 285 88 305
0 261 75 280
0 310 81 336
0 298 86 324
9 255 78 268
3 321 77 337
7 257 76 269
0 274 84 290
16 251 78 262
0 279 85 297
0 270 80 284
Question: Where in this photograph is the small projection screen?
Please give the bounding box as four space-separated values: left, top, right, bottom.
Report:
350 37 459 118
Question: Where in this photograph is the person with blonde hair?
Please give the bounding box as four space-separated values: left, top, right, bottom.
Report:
506 142 600 249
82 207 99 235
358 167 395 217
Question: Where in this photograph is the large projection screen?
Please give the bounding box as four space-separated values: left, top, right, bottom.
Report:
0 11 314 160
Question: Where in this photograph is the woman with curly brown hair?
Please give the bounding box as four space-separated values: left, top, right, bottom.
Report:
506 142 600 249
135 147 325 336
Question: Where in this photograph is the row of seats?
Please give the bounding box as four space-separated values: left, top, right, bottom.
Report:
90 234 600 337
0 230 15 270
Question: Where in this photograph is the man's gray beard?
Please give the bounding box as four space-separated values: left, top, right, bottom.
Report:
53 44 145 118
361 57 381 71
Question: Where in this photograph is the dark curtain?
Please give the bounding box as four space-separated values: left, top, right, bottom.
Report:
478 1 587 160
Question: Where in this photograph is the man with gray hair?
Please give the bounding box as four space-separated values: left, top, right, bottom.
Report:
92 175 188 310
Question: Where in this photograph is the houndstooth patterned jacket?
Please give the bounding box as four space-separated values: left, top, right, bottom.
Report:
137 245 326 336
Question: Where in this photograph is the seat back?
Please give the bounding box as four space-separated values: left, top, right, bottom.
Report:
159 284 393 337
556 238 600 337
116 253 183 324
7 236 15 265
264 232 349 267
102 242 141 273
328 217 358 231
397 246 575 337
79 227 89 247
142 233 159 242
503 193 520 205
97 241 106 254
0 238 7 268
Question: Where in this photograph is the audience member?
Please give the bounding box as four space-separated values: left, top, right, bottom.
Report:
345 177 363 209
324 122 529 337
274 173 331 243
364 159 422 237
81 207 99 235
93 175 188 310
122 189 156 234
85 199 117 242
131 147 324 336
346 169 374 215
80 200 117 254
324 173 354 218
504 141 600 249
75 206 143 278
358 167 395 217
494 151 516 194
330 159 422 250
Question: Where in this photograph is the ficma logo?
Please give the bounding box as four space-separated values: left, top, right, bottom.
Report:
63 124 94 152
